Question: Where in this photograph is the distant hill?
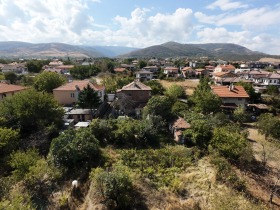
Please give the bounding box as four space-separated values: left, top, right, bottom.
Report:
0 42 138 58
120 41 280 61
0 41 279 60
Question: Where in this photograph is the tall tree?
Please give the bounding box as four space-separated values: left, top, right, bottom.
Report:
190 77 221 114
78 84 101 118
33 71 66 93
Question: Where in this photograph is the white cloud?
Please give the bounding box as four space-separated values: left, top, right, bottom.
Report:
196 5 280 30
77 8 194 47
207 0 248 11
196 27 280 55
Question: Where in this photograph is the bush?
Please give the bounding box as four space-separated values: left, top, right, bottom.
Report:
9 149 41 181
91 164 133 209
210 126 252 161
210 155 246 191
49 129 100 169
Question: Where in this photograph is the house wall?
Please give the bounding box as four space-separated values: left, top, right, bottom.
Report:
117 90 151 103
0 90 23 102
53 90 79 105
221 97 247 107
53 89 105 105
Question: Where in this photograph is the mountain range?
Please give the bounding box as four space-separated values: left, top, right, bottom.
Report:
0 41 279 61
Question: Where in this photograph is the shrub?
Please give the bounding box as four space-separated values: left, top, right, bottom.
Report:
91 164 133 209
49 129 100 169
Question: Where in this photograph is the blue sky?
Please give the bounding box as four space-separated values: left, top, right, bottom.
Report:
0 0 279 54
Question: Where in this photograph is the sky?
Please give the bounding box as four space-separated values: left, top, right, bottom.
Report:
0 0 279 54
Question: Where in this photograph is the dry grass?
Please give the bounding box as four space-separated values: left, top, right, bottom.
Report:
247 126 280 169
160 79 199 96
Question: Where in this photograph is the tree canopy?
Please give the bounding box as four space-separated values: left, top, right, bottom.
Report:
49 129 100 168
143 95 173 121
0 89 64 133
211 126 250 161
257 113 280 140
144 80 165 95
33 71 66 93
78 84 101 117
190 77 221 114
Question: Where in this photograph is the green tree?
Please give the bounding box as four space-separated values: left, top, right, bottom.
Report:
49 129 100 168
0 128 19 154
70 65 101 79
184 117 212 149
171 101 189 117
101 75 133 93
165 84 186 99
143 95 173 120
236 81 261 103
232 106 249 124
27 60 50 73
78 84 101 118
33 71 66 93
0 89 64 133
138 60 147 69
144 80 165 95
266 85 279 96
91 164 133 209
190 77 221 114
4 72 17 84
257 113 280 140
211 126 251 160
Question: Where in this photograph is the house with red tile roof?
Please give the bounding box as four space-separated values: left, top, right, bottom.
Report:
53 80 105 105
212 72 238 84
211 85 249 109
0 83 26 101
115 80 152 116
114 67 128 74
214 64 236 73
163 67 179 77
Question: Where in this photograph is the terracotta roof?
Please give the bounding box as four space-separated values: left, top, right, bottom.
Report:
114 68 127 72
118 80 152 91
181 67 193 71
173 117 191 129
216 64 236 71
164 67 178 71
53 80 105 91
0 83 26 94
213 72 237 77
211 85 249 98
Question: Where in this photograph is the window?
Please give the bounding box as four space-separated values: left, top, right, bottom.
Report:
238 98 242 101
70 93 75 98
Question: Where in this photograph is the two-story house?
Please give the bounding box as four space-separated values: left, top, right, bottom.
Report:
211 84 249 109
142 66 159 73
0 83 26 101
163 67 179 77
135 70 154 82
53 80 105 105
115 80 152 116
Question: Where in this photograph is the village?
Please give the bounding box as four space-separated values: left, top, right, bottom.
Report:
0 56 280 209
